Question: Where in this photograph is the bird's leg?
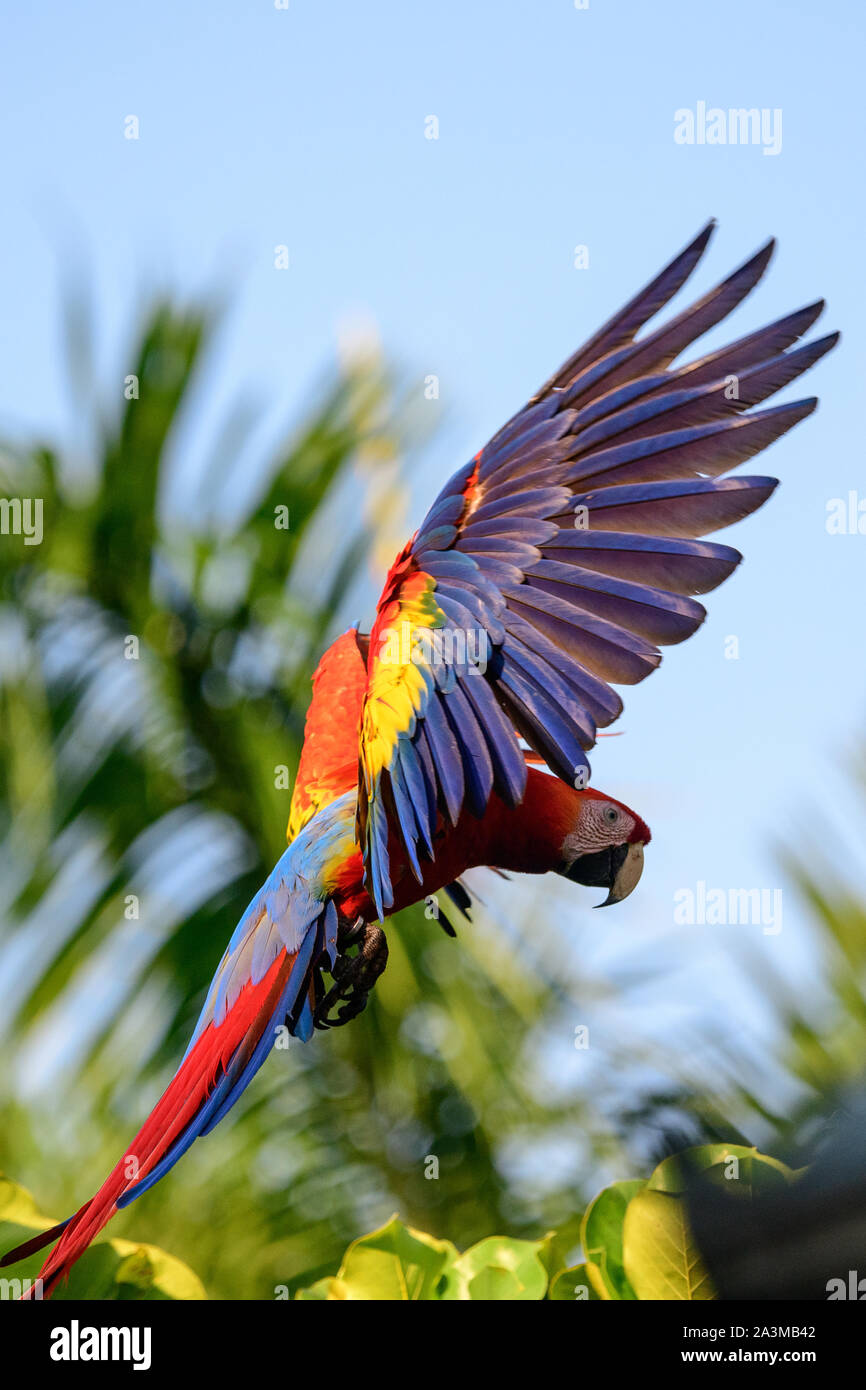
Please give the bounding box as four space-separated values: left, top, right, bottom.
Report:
313 920 389 1030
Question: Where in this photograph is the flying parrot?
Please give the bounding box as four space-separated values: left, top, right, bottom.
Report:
4 221 837 1295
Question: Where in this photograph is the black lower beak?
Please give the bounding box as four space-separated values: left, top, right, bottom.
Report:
563 841 645 906
564 843 629 889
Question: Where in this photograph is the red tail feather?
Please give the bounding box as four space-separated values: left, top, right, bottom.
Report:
6 950 292 1297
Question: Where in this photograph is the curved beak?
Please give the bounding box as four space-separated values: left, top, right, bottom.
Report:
565 841 645 907
596 840 645 907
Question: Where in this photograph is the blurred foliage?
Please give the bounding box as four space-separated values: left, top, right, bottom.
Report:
290 1145 797 1300
0 1174 205 1300
295 1216 548 1301
604 788 866 1171
1 284 865 1300
0 1144 812 1302
0 289 622 1299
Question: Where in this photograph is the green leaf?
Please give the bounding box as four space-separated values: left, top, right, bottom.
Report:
538 1213 584 1281
0 1171 49 1233
440 1236 547 1301
59 1239 207 1301
297 1214 457 1301
580 1179 646 1300
294 1222 546 1301
294 1277 348 1301
0 1175 206 1301
648 1144 796 1199
549 1263 601 1300
622 1190 715 1301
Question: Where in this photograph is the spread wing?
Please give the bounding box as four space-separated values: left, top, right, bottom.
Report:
348 222 836 916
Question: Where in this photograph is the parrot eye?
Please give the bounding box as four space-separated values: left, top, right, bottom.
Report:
604 806 619 825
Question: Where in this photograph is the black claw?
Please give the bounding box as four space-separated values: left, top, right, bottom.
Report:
313 921 389 1031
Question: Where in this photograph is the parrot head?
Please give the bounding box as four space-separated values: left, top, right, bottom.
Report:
557 787 651 907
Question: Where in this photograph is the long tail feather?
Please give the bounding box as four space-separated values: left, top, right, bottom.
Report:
3 875 328 1298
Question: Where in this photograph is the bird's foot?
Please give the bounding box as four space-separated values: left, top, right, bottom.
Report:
313 921 389 1030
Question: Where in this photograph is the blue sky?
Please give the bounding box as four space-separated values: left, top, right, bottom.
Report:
3 1 865 1107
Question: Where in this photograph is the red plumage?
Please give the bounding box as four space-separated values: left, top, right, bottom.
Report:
3 223 835 1297
6 951 293 1296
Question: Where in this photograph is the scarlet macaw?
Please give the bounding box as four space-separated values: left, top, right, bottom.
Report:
4 222 837 1294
